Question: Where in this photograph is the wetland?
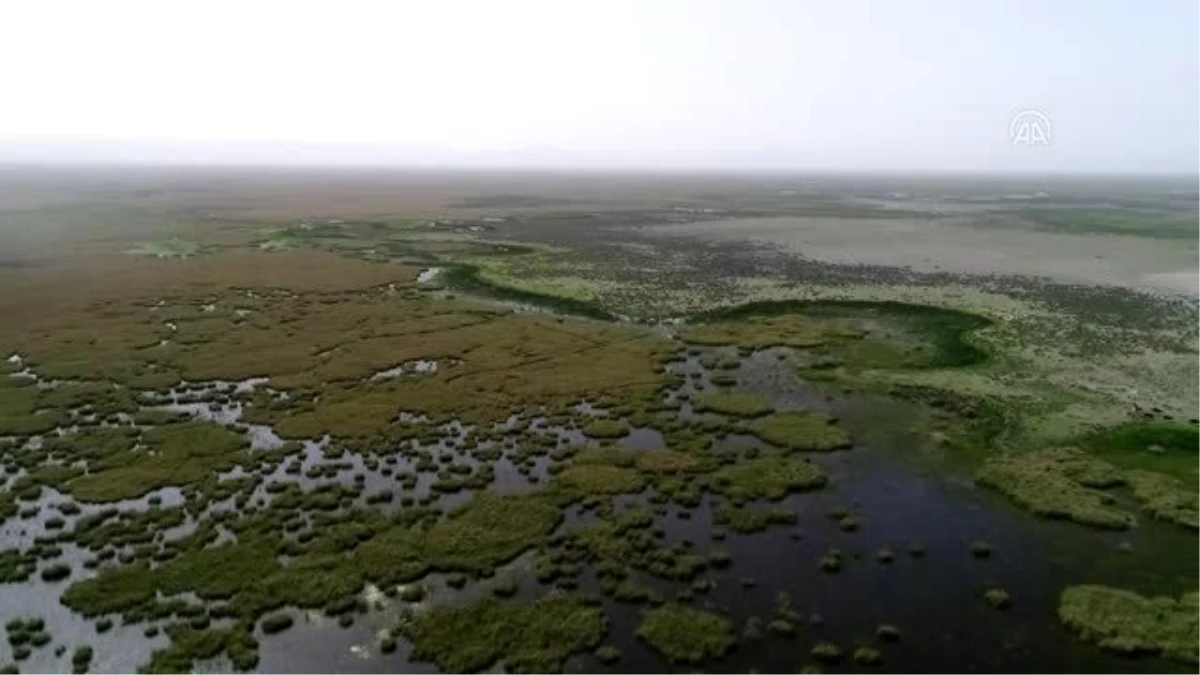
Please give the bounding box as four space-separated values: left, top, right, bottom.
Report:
0 168 1195 673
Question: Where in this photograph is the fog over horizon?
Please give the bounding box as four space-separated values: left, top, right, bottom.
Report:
2 0 1197 174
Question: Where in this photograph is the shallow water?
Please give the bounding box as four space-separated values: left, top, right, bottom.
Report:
246 447 1193 674
249 345 1194 673
651 215 1200 296
0 346 1194 674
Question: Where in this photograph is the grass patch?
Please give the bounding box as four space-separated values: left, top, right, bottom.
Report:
1126 470 1198 530
634 449 703 474
544 508 708 584
713 504 797 533
691 300 991 369
140 624 259 673
0 379 63 436
975 448 1134 529
1077 422 1198 487
0 549 37 583
71 645 93 674
985 587 1011 609
710 455 826 501
260 613 294 634
441 263 615 320
1015 207 1199 240
977 447 1197 530
752 411 852 452
681 314 851 349
582 419 630 439
555 464 645 495
693 392 774 418
63 422 251 502
1059 585 1198 664
361 490 565 578
402 595 607 673
636 603 734 664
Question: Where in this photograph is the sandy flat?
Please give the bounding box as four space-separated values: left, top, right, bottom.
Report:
653 216 1199 296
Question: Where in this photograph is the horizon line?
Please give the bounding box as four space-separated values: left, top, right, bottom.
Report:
1 160 1196 180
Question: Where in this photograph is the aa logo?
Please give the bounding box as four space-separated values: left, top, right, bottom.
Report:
1009 109 1051 147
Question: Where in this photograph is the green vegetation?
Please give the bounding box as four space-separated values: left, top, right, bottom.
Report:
65 507 389 621
260 613 294 634
1059 585 1198 664
0 549 37 583
140 624 259 673
1077 421 1198 487
636 603 734 664
0 168 1195 675
402 595 607 672
854 646 884 665
710 455 826 500
539 506 709 586
691 300 991 369
635 449 702 474
725 509 779 536
752 412 851 452
1015 207 1198 240
977 446 1197 530
63 422 251 502
39 563 71 582
811 642 843 662
581 419 630 439
681 312 849 349
985 588 1011 608
441 263 616 320
399 584 426 602
354 490 562 585
71 645 93 674
0 377 62 437
975 449 1136 529
555 464 645 495
692 391 774 417
595 644 622 664
418 491 563 573
1126 470 1198 529
970 540 992 558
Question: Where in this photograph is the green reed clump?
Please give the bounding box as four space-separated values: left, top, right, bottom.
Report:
636 603 734 664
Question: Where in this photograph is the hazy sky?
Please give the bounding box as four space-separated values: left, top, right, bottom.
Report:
1 0 1196 172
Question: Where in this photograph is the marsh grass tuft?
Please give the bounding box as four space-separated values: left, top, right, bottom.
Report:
1059 585 1197 664
975 449 1136 529
403 595 607 673
811 641 842 662
710 455 826 501
692 392 774 418
985 588 1011 608
636 603 734 664
582 420 630 439
752 412 851 452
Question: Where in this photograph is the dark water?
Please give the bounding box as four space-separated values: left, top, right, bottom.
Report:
567 450 1194 674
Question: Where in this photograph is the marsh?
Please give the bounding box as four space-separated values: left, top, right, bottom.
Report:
0 168 1194 674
